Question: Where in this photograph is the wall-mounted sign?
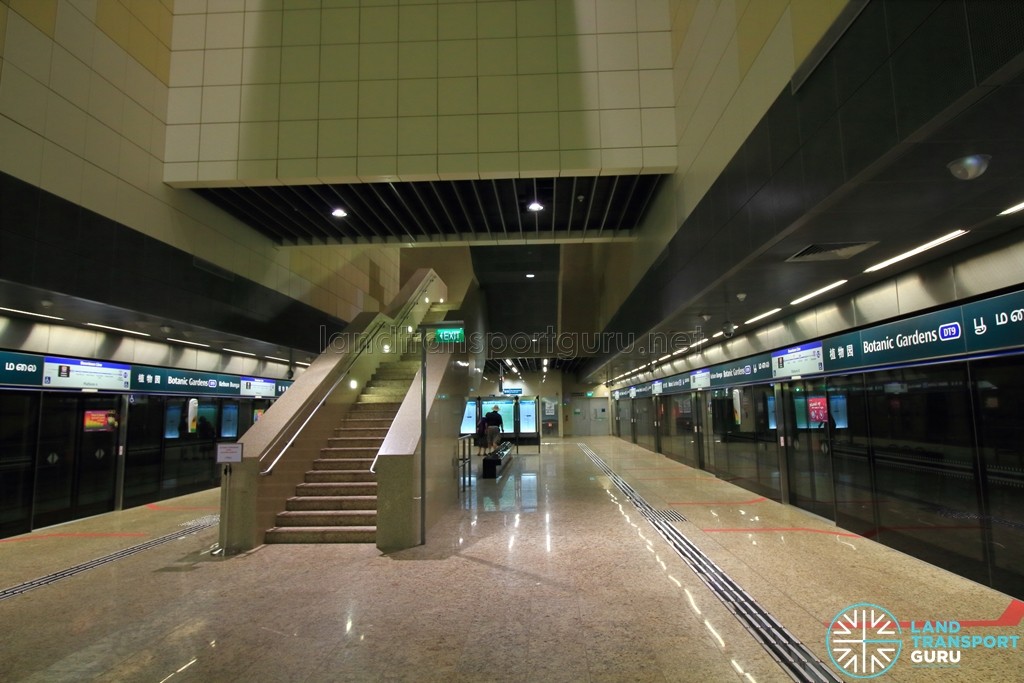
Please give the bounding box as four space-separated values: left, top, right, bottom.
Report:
43 356 131 390
503 387 523 395
240 377 277 397
771 342 824 379
434 327 465 343
0 350 43 386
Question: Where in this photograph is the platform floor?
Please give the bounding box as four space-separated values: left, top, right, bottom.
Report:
1 436 1021 682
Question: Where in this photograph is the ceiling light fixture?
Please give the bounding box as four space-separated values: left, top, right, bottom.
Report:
790 279 849 305
265 355 288 362
528 201 543 212
999 200 1024 216
0 306 64 321
86 322 150 336
295 361 311 367
331 208 347 217
223 347 255 356
946 154 990 181
167 337 210 348
526 273 535 278
863 229 968 273
744 308 782 325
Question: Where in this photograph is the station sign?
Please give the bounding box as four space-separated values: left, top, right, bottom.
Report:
0 350 43 387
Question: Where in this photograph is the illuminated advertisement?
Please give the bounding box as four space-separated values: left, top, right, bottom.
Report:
83 410 118 432
460 400 478 434
519 398 537 433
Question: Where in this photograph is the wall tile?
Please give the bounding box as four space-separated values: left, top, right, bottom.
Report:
201 85 242 122
357 80 397 118
280 82 318 120
518 74 558 113
277 157 315 180
438 40 477 77
122 98 154 152
278 119 317 158
359 43 398 79
360 6 398 43
558 71 599 111
596 0 637 34
438 3 476 40
637 0 669 32
598 71 639 109
478 113 518 152
639 69 673 108
241 46 281 84
53 1 94 65
638 31 671 69
478 38 517 76
317 119 357 157
519 150 559 175
281 45 319 82
164 123 200 163
641 107 675 146
559 110 600 149
399 4 437 42
199 122 240 161
320 8 360 45
244 10 282 48
5 11 54 84
397 154 437 181
438 77 477 115
316 156 358 182
557 34 598 72
172 13 206 50
397 78 437 117
357 117 397 156
239 121 279 159
601 146 642 172
559 148 601 174
438 115 477 153
397 116 437 155
518 36 557 74
478 151 517 178
49 46 91 110
318 81 357 119
597 32 638 71
40 140 84 203
600 108 642 147
203 49 242 85
206 13 244 49
0 64 49 135
319 44 358 81
170 50 204 86
517 0 557 37
240 83 281 121
518 112 558 151
557 0 597 35
398 41 437 79
478 75 517 114
282 8 320 46
478 1 516 38
357 155 398 181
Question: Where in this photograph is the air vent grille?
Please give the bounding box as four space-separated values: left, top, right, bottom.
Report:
786 241 876 262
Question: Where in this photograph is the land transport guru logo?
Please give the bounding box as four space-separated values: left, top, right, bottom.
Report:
827 602 1021 678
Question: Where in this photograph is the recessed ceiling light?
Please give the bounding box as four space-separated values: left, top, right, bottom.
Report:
790 280 848 305
526 273 535 278
999 200 1024 216
86 322 150 336
0 306 64 321
528 201 543 212
167 337 210 348
744 308 782 325
332 208 347 217
864 230 968 273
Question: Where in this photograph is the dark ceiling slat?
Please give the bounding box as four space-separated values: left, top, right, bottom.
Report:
634 176 663 229
198 189 298 244
581 177 598 239
450 180 476 235
314 185 369 241
470 182 493 237
550 177 557 236
566 177 578 233
366 182 418 241
429 181 461 234
512 178 523 236
597 176 619 237
615 176 641 231
265 187 323 243
350 184 399 238
409 182 443 235
287 186 347 242
490 179 508 236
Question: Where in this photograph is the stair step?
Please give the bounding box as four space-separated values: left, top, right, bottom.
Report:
333 427 389 437
313 457 375 470
286 495 377 511
296 482 378 496
274 510 377 526
265 526 376 543
304 470 376 483
321 447 378 457
358 395 404 404
326 436 384 448
337 419 393 430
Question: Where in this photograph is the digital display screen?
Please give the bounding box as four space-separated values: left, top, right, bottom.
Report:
240 377 276 397
519 398 537 433
460 400 478 434
83 410 117 432
43 357 131 390
483 399 516 433
771 342 824 379
221 403 239 438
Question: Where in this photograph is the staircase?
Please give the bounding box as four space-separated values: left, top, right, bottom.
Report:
263 353 420 544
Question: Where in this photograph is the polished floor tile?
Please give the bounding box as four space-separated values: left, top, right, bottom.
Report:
1 436 1021 682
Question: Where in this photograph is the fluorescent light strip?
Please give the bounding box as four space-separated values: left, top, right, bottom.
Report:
744 308 782 325
864 230 967 273
223 347 255 356
712 331 724 338
167 337 210 348
295 361 310 367
86 322 150 337
999 200 1024 216
265 355 288 362
0 306 64 321
790 279 848 305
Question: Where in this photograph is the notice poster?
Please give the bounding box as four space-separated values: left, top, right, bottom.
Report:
83 410 117 432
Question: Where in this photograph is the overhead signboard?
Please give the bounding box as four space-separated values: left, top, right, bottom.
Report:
434 327 465 343
240 377 277 397
771 342 824 379
43 356 131 390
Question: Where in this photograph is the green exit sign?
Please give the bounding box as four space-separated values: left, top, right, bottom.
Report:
586 391 594 397
435 327 465 343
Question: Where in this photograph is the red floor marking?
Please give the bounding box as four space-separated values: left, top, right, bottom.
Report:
702 526 861 538
145 504 219 511
668 497 768 505
0 532 148 543
825 600 1024 628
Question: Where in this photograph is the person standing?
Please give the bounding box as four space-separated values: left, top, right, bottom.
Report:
483 405 504 450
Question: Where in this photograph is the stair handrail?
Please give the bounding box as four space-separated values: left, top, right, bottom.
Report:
256 271 440 477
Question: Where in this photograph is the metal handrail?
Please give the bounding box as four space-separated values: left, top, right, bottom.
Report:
457 434 475 493
257 272 438 477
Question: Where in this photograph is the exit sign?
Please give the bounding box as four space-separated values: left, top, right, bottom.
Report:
435 327 465 343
